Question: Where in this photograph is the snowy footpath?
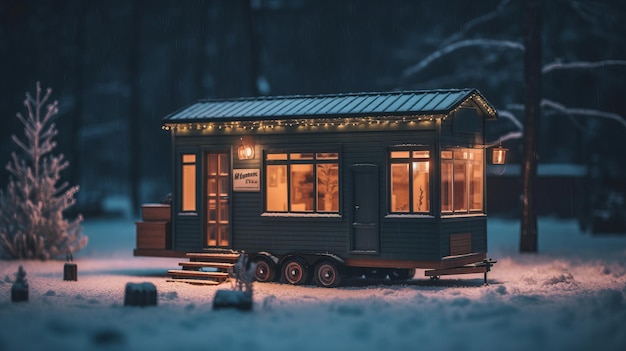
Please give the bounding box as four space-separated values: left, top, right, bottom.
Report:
1 218 626 351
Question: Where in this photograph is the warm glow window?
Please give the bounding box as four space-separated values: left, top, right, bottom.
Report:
265 152 339 213
441 149 483 214
181 154 196 212
389 150 430 213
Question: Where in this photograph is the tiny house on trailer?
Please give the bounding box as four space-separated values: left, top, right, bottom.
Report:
135 89 503 287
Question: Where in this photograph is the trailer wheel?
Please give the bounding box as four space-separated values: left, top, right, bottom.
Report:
282 257 309 285
253 256 277 282
314 260 342 288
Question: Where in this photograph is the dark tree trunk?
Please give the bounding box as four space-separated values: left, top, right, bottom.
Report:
129 1 142 217
520 0 542 252
245 0 261 96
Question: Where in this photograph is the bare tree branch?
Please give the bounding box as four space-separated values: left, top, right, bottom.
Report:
441 0 512 47
403 39 524 78
541 99 626 129
498 110 524 130
489 131 523 145
542 59 626 74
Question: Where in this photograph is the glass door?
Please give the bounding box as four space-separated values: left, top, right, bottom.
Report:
206 151 230 247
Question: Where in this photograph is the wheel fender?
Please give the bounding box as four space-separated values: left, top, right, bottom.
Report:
250 251 279 265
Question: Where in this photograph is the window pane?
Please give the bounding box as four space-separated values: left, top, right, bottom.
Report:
266 153 288 160
317 163 339 212
391 163 409 212
441 151 453 159
182 154 196 163
219 153 229 175
316 152 338 160
412 151 430 158
412 161 430 212
290 153 314 160
290 164 314 211
441 162 452 212
453 162 467 211
266 165 287 211
182 161 196 212
469 159 483 211
391 151 410 159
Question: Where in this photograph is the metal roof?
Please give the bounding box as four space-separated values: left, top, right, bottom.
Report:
163 88 497 123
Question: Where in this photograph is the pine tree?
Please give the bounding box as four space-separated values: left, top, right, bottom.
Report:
0 82 87 260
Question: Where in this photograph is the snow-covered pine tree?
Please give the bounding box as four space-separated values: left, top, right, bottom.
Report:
0 82 87 260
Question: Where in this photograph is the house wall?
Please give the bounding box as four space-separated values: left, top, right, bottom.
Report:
169 111 489 265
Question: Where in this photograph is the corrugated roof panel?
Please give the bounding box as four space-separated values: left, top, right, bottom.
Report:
325 95 358 115
313 96 347 115
228 100 258 117
385 94 414 112
362 95 392 114
429 91 465 111
370 94 403 113
302 97 339 115
337 95 369 114
250 100 284 117
162 89 497 122
284 97 319 116
397 93 428 112
210 101 242 118
421 91 451 111
269 98 302 116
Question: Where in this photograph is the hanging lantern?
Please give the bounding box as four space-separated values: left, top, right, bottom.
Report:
237 138 255 160
491 143 508 165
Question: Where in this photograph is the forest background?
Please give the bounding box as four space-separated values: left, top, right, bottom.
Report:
1 0 625 220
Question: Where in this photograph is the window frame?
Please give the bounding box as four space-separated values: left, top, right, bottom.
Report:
264 149 340 214
388 148 432 215
180 153 197 213
441 148 484 216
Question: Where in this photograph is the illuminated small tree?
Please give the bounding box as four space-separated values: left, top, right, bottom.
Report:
0 82 87 260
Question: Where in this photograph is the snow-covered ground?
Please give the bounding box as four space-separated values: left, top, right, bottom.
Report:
1 217 626 351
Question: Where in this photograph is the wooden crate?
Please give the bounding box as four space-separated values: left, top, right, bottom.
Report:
141 204 171 221
136 221 171 249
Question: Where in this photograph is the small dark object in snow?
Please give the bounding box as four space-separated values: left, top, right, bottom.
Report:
213 253 254 311
11 266 28 303
213 289 252 311
64 253 77 281
124 282 157 307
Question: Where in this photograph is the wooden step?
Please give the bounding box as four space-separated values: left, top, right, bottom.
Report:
167 269 230 280
166 278 221 286
178 261 235 270
186 252 240 262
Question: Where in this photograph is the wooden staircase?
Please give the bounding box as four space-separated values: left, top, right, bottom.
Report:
167 252 241 285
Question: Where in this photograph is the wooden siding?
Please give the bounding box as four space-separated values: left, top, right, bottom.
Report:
439 216 487 256
172 128 448 262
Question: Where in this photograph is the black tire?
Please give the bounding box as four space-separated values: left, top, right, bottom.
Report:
282 257 309 285
389 268 416 281
253 256 277 282
314 260 343 288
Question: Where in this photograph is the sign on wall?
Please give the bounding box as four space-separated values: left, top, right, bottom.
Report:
233 169 260 192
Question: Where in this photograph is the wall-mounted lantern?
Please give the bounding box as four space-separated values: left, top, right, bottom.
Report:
491 142 508 165
237 137 255 160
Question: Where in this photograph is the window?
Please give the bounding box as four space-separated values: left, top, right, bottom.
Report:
389 150 430 213
265 151 339 213
441 148 483 214
181 154 196 212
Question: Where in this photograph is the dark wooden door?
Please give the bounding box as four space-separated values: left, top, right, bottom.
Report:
206 151 230 248
351 164 379 252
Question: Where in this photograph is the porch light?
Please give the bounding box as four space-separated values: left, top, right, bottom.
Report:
237 138 255 160
491 142 508 165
